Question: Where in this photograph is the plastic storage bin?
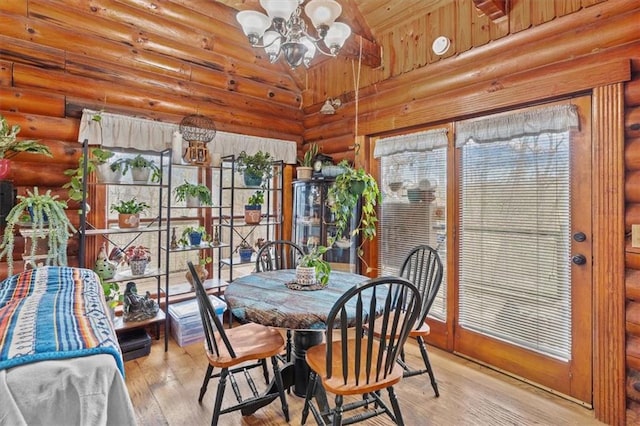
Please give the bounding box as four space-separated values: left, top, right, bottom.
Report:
169 296 226 347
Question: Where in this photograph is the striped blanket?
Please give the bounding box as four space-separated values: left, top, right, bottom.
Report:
0 266 124 375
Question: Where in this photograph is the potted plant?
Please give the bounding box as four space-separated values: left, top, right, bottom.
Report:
237 240 254 263
101 279 122 319
180 225 208 246
296 245 331 286
63 148 118 203
328 160 382 272
115 154 162 183
0 114 52 180
297 143 318 181
185 255 212 291
0 187 76 275
236 150 274 187
173 181 212 207
124 245 151 276
245 190 263 224
110 198 150 228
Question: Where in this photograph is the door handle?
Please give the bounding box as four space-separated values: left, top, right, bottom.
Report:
572 254 587 265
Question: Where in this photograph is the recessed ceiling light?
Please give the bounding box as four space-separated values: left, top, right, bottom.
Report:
432 36 450 55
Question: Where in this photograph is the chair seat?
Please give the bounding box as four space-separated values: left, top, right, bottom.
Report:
306 339 404 396
206 322 284 368
367 313 431 338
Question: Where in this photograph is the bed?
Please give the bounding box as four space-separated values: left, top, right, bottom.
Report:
0 266 137 425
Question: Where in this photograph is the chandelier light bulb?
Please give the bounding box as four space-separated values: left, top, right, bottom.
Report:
236 10 271 45
324 22 351 52
304 0 342 28
259 0 298 21
263 30 282 63
237 0 352 68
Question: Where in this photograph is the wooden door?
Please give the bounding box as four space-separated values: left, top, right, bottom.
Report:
451 96 593 404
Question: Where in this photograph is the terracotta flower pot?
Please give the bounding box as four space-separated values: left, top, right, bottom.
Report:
244 205 262 224
118 213 140 228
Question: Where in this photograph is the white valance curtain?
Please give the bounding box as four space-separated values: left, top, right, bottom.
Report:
77 109 297 164
455 104 579 147
373 128 449 158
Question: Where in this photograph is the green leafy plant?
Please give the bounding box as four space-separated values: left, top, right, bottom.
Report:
0 187 77 275
0 115 52 160
174 181 212 205
236 150 275 186
113 154 162 182
298 245 331 285
101 279 122 310
328 160 382 271
180 225 208 246
247 190 264 206
298 143 319 167
110 198 150 214
63 148 115 202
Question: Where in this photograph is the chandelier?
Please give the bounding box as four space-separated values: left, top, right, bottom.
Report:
236 0 351 69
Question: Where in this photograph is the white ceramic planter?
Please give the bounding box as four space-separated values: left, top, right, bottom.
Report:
296 265 317 286
131 167 150 183
96 163 122 183
186 195 200 208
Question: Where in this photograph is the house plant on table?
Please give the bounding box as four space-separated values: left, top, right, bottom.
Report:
297 143 318 181
0 114 52 180
124 245 151 276
0 187 76 275
110 198 150 228
244 190 263 224
296 244 331 286
236 150 274 187
173 181 212 207
328 160 382 273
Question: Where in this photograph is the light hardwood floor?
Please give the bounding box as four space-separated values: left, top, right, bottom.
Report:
124 329 603 425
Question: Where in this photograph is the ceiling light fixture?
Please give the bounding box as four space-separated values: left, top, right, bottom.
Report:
236 0 352 69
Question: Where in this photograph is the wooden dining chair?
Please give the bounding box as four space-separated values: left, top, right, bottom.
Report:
255 239 304 362
187 261 289 425
369 244 444 397
255 239 305 273
302 276 421 425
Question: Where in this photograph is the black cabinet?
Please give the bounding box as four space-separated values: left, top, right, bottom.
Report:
292 180 360 273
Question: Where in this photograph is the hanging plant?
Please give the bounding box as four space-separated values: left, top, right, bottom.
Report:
0 187 76 276
328 160 381 271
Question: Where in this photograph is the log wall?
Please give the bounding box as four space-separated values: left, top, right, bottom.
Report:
298 1 639 424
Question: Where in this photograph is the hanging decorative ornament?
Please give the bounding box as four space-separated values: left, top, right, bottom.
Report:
179 114 216 165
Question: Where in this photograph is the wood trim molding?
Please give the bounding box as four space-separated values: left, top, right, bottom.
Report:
592 83 626 425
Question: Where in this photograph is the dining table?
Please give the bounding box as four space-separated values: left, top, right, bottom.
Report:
224 269 370 401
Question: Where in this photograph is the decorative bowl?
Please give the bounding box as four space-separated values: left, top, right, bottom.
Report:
322 165 346 178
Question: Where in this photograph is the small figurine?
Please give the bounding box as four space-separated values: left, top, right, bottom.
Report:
123 281 159 322
170 227 179 249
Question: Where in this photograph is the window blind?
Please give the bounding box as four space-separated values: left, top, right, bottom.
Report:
458 131 571 360
377 136 448 320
